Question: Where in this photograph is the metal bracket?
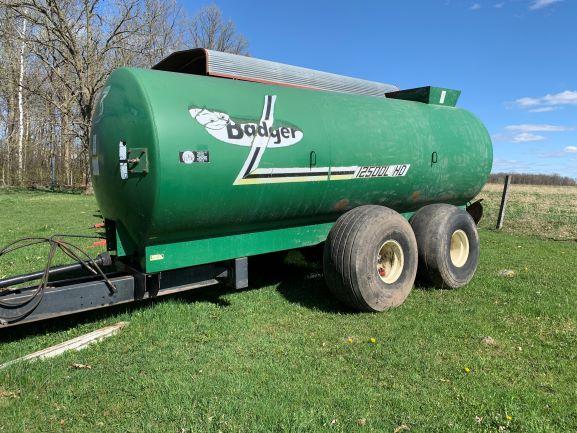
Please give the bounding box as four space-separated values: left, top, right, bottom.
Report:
309 150 317 168
119 143 148 180
226 257 248 290
126 148 149 175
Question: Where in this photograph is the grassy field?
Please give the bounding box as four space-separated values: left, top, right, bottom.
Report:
0 188 576 432
475 183 577 241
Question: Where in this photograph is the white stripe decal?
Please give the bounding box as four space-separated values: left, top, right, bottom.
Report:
440 90 447 104
234 95 277 183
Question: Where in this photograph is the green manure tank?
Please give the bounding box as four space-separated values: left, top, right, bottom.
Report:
91 49 492 304
0 49 494 326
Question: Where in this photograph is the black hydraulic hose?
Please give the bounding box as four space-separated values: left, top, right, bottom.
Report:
0 251 112 289
0 235 115 325
0 262 85 289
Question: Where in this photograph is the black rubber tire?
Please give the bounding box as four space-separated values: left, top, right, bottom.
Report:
323 205 418 312
410 204 479 289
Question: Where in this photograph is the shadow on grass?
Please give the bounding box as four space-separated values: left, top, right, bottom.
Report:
413 279 438 291
0 283 238 344
0 251 354 342
276 274 350 314
249 252 352 315
250 251 439 310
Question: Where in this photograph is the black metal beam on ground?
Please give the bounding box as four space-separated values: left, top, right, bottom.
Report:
0 275 136 327
0 258 248 328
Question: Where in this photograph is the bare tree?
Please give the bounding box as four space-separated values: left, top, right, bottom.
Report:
16 16 27 186
188 4 248 55
4 0 179 185
489 172 576 186
0 1 248 189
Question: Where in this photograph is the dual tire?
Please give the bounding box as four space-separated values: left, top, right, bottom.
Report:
323 204 479 311
410 204 480 289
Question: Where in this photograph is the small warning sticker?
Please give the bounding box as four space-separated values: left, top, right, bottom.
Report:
179 151 210 164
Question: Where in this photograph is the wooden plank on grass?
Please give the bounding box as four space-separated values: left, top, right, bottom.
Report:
0 322 127 370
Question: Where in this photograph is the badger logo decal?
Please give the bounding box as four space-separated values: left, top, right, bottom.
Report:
189 95 410 185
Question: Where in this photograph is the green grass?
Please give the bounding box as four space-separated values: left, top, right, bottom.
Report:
0 189 103 280
1 189 576 432
476 184 577 241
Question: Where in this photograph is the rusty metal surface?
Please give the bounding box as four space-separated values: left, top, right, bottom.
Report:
153 48 399 97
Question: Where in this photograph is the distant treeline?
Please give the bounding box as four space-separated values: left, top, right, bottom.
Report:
489 173 577 186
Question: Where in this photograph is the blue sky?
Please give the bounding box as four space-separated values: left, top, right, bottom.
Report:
185 0 577 178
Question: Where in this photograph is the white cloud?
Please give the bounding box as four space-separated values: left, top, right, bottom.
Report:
529 106 557 113
512 90 577 111
515 97 541 107
512 132 546 142
565 146 577 153
470 3 481 10
505 124 574 132
492 132 545 143
494 124 573 144
494 123 573 144
543 90 577 105
529 0 563 10
494 2 505 7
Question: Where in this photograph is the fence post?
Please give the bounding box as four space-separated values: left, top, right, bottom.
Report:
496 175 512 229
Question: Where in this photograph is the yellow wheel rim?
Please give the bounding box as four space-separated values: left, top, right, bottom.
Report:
377 240 404 284
450 229 469 268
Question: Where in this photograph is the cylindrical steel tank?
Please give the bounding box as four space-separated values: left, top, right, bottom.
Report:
91 67 492 252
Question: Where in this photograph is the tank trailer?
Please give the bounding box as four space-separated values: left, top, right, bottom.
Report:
0 49 492 326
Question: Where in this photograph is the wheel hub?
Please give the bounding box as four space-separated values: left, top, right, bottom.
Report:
450 229 469 267
377 240 404 284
